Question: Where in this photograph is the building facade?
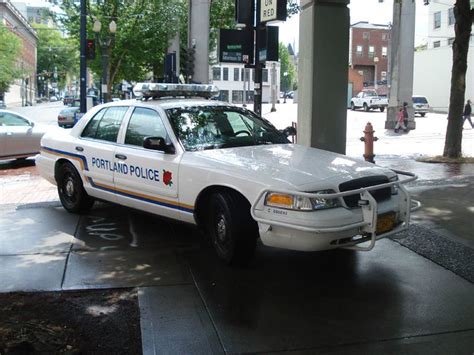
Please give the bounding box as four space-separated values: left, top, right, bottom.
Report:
0 0 38 106
413 2 473 113
349 21 390 92
210 61 280 104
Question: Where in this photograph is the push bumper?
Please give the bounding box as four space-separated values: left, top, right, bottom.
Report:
251 170 421 252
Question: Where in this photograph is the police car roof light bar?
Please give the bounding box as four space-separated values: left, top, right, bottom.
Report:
133 83 219 100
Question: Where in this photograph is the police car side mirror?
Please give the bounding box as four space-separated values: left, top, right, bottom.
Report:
143 137 175 154
282 126 296 137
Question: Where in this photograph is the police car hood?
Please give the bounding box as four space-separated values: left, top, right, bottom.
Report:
191 144 395 190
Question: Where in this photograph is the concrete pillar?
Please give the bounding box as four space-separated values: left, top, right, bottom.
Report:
297 0 350 154
168 33 180 77
189 0 210 84
386 0 416 129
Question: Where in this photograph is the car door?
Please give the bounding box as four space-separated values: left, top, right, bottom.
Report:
355 92 363 107
78 106 130 200
113 106 183 219
0 112 38 157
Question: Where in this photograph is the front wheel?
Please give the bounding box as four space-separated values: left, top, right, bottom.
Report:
420 112 426 117
208 191 258 265
363 103 369 112
380 107 385 112
57 162 94 213
350 102 355 111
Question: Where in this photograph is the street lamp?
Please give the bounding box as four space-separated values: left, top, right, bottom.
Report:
373 56 379 91
93 19 117 103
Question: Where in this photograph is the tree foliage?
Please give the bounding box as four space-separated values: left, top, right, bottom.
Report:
0 26 22 95
443 0 473 158
56 0 186 90
279 43 297 92
34 24 78 91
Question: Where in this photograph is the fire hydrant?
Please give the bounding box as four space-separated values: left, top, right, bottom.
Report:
360 122 378 163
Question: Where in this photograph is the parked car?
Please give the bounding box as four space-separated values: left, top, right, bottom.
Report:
49 96 58 102
412 95 429 117
0 110 47 160
350 90 388 112
58 106 80 128
36 83 420 264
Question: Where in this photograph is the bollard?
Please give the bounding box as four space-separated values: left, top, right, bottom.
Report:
360 122 378 163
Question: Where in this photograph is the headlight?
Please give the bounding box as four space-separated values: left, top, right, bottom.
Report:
389 175 399 195
265 190 339 211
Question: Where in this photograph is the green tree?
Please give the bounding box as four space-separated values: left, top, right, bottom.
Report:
0 26 22 96
34 24 78 94
443 0 473 158
57 0 186 92
279 43 296 93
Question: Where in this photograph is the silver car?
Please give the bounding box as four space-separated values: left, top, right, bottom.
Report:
58 106 80 128
0 110 47 160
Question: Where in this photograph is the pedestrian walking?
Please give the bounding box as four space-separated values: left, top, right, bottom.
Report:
402 101 409 129
462 99 473 128
394 107 408 133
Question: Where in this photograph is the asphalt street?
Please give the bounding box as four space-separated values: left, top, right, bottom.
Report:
1 102 473 354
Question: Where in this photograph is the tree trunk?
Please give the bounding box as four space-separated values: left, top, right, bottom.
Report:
443 0 473 158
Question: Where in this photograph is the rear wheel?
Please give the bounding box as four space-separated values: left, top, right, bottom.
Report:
363 103 369 112
208 191 258 265
380 107 385 112
57 162 94 213
420 112 426 117
350 102 355 111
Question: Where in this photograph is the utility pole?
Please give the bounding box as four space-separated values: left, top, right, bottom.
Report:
386 0 416 130
188 0 210 84
79 0 87 113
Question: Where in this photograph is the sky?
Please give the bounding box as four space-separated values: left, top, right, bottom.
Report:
278 0 431 52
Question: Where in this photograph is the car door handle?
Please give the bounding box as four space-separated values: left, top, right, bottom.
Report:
75 146 84 152
115 154 127 160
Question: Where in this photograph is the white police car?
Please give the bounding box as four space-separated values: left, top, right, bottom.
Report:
36 83 420 264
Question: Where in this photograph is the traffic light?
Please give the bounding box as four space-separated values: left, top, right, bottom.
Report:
86 39 95 60
180 47 196 82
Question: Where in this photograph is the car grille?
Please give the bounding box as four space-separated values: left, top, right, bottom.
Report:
339 176 391 208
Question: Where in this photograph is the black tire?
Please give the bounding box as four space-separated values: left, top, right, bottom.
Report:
57 162 94 213
350 102 355 111
208 191 258 265
380 107 385 112
420 112 426 117
363 103 369 112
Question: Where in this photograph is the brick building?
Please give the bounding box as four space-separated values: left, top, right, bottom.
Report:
349 21 390 93
0 0 37 106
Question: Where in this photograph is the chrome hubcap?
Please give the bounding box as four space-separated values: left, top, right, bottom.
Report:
216 216 227 242
65 178 75 197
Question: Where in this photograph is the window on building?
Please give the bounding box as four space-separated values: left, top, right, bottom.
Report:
382 33 389 41
233 68 239 81
241 68 250 81
219 90 229 102
212 67 221 80
368 46 375 58
448 8 455 26
433 41 441 48
363 32 370 40
381 71 387 79
223 67 229 81
448 37 455 46
434 11 441 29
232 90 243 103
382 46 388 58
262 69 268 82
356 45 363 57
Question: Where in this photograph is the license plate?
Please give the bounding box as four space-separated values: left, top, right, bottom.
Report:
376 212 396 234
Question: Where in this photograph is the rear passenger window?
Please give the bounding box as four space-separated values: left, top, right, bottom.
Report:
81 107 128 142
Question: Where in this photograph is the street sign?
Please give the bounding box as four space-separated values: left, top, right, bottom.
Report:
219 29 254 64
258 0 287 24
257 26 279 63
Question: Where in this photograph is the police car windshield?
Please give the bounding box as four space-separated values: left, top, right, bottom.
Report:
166 106 289 151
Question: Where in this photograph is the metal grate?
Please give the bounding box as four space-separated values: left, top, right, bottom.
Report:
339 175 391 208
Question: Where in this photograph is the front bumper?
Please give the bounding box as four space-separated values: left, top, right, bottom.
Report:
251 170 421 252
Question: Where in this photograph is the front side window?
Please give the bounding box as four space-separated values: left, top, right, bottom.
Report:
166 106 288 151
0 113 30 126
124 108 168 147
81 106 128 142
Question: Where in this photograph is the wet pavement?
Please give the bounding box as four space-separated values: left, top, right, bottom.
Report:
1 157 474 353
